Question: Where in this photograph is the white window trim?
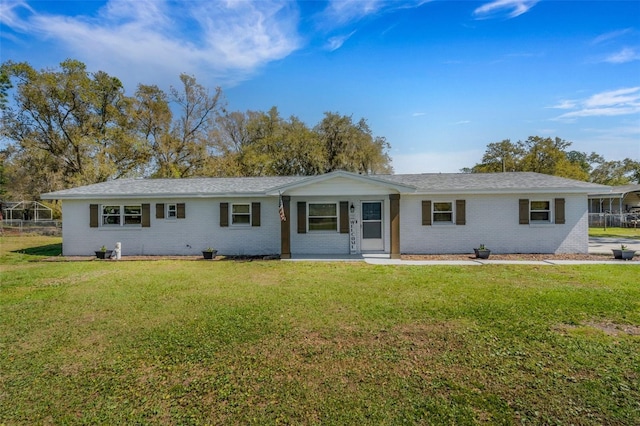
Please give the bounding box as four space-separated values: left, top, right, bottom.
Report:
308 201 339 232
166 203 177 220
530 200 552 223
101 204 142 227
432 201 454 224
231 203 252 227
101 205 121 227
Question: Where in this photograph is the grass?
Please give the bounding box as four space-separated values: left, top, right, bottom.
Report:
1 236 639 425
589 226 640 239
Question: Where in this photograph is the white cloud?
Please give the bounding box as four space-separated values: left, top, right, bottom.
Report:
317 0 428 32
554 87 640 120
0 0 33 32
323 0 385 26
1 0 301 88
592 28 633 45
473 0 538 20
604 47 640 64
412 112 427 117
547 100 577 110
325 30 356 51
584 87 640 108
321 0 428 26
316 1 429 51
559 106 640 119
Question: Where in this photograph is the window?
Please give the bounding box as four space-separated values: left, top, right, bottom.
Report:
433 202 453 223
231 203 251 225
102 205 121 226
101 204 142 226
308 203 338 231
422 200 466 226
167 204 177 219
124 205 142 225
530 201 551 222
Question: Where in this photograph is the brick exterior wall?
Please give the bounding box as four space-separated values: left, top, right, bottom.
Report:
60 192 589 256
399 193 589 254
61 198 282 256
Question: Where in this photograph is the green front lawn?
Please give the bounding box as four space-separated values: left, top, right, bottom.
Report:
589 226 640 239
1 236 639 424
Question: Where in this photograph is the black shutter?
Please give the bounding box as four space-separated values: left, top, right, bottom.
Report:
177 203 186 219
455 200 466 225
220 203 229 227
90 204 98 228
297 202 306 233
519 199 529 225
422 200 431 226
252 202 261 227
156 203 165 219
555 198 565 224
339 201 349 234
142 204 151 227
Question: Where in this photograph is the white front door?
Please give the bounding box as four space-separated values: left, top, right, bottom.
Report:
361 201 384 251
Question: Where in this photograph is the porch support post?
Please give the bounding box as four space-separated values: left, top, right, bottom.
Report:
389 194 400 259
280 196 291 259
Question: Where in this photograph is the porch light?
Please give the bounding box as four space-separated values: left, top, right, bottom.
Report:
350 203 355 213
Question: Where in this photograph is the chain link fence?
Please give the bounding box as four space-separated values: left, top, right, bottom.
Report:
588 213 640 229
1 220 62 236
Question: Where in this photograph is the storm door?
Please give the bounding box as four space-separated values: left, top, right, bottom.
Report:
361 201 384 251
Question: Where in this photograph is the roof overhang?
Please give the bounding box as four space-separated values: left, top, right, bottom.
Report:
412 188 602 196
40 192 269 201
265 170 416 195
588 189 640 199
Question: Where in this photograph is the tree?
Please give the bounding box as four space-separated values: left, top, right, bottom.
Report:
265 114 325 176
0 152 8 199
469 136 589 180
145 74 224 178
590 158 640 185
315 112 392 174
470 139 523 173
518 136 587 180
0 67 11 110
212 107 326 176
566 150 594 175
625 158 640 184
131 84 171 176
211 108 393 177
2 59 394 196
1 59 144 199
467 136 640 184
209 110 251 176
238 107 286 176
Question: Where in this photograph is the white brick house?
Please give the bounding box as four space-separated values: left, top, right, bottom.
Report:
41 171 609 257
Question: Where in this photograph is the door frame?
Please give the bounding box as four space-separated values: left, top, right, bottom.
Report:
360 200 384 252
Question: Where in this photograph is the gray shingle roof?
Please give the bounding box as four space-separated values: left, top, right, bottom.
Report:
41 171 609 200
41 176 305 199
588 183 640 197
382 172 609 193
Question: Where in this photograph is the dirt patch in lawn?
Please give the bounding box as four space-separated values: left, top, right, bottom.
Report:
556 321 640 336
585 321 640 336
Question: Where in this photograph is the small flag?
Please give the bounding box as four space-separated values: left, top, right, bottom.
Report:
278 193 286 222
279 193 286 222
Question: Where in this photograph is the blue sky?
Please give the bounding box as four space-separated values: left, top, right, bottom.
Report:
1 0 639 173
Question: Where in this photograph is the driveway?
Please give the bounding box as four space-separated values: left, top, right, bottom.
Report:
589 237 640 255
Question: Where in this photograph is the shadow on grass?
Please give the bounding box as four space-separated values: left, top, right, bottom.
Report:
13 243 63 257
